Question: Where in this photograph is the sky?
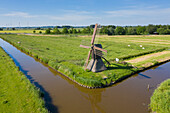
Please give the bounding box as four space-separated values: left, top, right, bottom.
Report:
0 0 170 27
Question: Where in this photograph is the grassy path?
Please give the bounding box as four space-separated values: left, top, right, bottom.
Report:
0 34 169 88
126 51 170 68
0 47 47 113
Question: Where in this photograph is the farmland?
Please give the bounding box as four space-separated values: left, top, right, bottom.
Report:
0 29 46 34
0 34 170 87
0 47 47 112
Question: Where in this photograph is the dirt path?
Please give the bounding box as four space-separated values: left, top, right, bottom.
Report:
126 51 170 63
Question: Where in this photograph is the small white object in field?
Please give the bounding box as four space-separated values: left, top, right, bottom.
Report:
142 47 145 49
115 58 119 62
18 42 21 44
128 45 130 47
140 45 142 47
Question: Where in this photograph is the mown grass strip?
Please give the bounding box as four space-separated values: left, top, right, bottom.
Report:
0 47 48 113
150 79 170 113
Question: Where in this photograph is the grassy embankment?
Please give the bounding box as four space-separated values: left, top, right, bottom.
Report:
0 47 47 112
150 79 170 113
0 34 169 88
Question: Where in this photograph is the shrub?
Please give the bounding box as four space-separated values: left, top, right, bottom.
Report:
45 29 51 34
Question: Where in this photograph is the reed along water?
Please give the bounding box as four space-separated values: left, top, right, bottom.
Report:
0 38 169 113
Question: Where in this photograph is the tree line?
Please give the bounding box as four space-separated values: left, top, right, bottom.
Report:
44 24 170 35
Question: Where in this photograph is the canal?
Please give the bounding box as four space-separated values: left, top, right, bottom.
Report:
0 38 169 113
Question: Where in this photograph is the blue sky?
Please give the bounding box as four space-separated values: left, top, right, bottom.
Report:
0 0 170 27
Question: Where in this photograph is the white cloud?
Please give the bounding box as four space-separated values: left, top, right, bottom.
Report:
3 12 37 18
44 10 96 23
105 8 170 17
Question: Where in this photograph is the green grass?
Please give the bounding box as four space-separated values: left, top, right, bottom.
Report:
150 79 170 113
0 34 169 87
0 47 48 112
0 28 84 34
0 30 46 34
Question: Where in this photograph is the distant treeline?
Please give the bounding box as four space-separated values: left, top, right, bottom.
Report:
1 24 170 35
43 24 170 35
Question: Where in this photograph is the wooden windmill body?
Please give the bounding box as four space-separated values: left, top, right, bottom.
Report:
80 24 110 72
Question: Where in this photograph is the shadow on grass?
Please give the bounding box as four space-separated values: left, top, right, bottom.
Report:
107 63 133 70
6 51 59 113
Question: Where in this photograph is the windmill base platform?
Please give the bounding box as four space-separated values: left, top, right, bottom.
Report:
87 58 107 72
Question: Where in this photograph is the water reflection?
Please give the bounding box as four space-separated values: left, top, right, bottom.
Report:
48 66 106 113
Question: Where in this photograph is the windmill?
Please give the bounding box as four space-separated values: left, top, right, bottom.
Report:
80 24 110 72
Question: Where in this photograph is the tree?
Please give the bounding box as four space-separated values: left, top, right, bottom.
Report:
33 30 36 33
127 27 137 35
73 29 77 34
0 28 3 31
82 28 87 34
167 25 170 29
82 27 92 34
86 26 92 34
157 28 170 35
115 26 125 35
90 24 95 28
35 27 41 30
53 28 61 34
146 24 157 34
107 25 116 29
12 27 15 30
45 28 51 34
62 28 69 34
136 26 146 35
77 29 81 34
100 26 108 34
62 26 72 29
69 28 73 34
108 27 115 35
39 31 42 34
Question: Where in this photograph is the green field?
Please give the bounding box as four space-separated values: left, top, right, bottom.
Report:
0 47 47 112
0 28 83 34
0 34 170 87
0 30 46 34
150 79 170 113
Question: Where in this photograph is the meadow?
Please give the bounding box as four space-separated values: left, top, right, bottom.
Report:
150 79 170 113
0 29 46 34
0 47 47 112
0 34 169 87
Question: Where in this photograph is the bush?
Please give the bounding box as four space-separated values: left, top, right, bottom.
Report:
62 28 69 34
53 28 61 34
45 29 51 34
